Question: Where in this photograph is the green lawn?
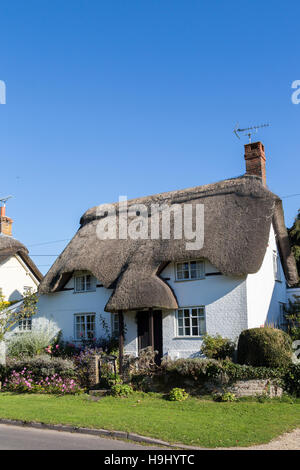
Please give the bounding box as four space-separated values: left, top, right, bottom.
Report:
0 392 299 447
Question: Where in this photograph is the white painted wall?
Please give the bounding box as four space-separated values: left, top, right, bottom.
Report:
0 254 39 301
246 225 287 329
29 273 115 343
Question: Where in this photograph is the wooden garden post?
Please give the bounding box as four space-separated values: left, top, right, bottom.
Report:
118 311 124 375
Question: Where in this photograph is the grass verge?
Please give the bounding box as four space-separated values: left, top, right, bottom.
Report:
0 392 299 447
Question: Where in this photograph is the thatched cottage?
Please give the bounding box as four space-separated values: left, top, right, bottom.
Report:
35 142 297 365
0 205 42 304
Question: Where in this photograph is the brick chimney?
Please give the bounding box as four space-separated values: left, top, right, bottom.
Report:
0 206 13 236
244 141 266 186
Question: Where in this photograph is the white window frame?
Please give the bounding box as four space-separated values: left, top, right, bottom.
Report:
18 318 32 332
74 313 96 341
273 251 281 282
175 260 205 281
175 306 206 337
74 274 94 293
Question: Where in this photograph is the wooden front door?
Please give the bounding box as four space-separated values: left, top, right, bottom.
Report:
137 310 163 364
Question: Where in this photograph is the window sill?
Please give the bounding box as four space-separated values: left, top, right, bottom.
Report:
174 277 206 283
174 336 205 339
73 290 96 294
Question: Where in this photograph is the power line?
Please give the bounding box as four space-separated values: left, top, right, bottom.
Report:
281 194 300 199
30 254 60 257
27 238 71 247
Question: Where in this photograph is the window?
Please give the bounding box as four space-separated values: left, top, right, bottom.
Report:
176 307 206 337
111 314 119 336
176 260 205 280
74 314 96 340
23 286 32 294
273 252 281 282
74 274 93 292
19 318 32 331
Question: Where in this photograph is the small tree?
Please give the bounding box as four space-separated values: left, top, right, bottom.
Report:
0 288 39 365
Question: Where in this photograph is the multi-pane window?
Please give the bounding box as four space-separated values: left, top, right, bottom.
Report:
112 314 119 336
176 260 205 280
273 252 281 282
176 307 206 337
75 314 96 340
74 274 93 292
19 318 32 331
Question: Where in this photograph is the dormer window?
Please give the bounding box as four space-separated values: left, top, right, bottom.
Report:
176 260 205 281
74 274 93 292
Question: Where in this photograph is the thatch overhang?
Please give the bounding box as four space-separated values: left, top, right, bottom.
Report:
0 234 43 282
38 175 298 311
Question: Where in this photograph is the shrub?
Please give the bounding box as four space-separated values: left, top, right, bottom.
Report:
282 364 300 397
2 369 82 394
237 328 292 368
201 334 235 360
168 387 189 401
111 384 133 397
7 328 60 358
3 355 76 382
213 392 237 402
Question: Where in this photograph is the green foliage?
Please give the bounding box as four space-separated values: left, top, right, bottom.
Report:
161 357 283 383
237 327 292 368
1 355 76 382
0 289 38 342
213 392 237 402
283 364 300 397
288 209 300 286
7 328 60 358
284 295 300 340
201 334 235 360
167 387 189 401
111 383 134 397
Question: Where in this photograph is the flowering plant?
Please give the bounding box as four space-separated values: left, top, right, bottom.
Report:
3 369 83 395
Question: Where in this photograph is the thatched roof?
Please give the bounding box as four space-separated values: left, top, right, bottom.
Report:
39 175 298 311
0 234 43 281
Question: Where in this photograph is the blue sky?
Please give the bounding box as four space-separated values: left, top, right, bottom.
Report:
0 1 299 274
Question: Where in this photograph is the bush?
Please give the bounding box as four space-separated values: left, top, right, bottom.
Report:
213 392 237 402
237 328 292 368
201 334 235 360
167 387 189 401
283 364 300 397
2 355 76 382
2 369 82 395
7 328 60 358
111 384 133 397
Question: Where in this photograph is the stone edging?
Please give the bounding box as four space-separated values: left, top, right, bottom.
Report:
0 418 201 450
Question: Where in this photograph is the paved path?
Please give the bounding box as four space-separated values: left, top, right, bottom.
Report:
0 424 158 450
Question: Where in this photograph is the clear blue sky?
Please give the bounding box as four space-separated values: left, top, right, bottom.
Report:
0 1 299 274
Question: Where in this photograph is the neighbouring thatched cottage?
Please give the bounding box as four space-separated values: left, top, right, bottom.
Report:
0 206 42 303
35 142 297 365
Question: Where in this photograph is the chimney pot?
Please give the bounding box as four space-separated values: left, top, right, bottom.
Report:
244 141 266 186
0 206 13 236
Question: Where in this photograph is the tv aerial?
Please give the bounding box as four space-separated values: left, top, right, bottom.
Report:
0 195 13 207
234 123 270 143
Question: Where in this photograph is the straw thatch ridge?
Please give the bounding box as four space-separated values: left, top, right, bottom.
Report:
0 234 43 282
39 175 298 312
